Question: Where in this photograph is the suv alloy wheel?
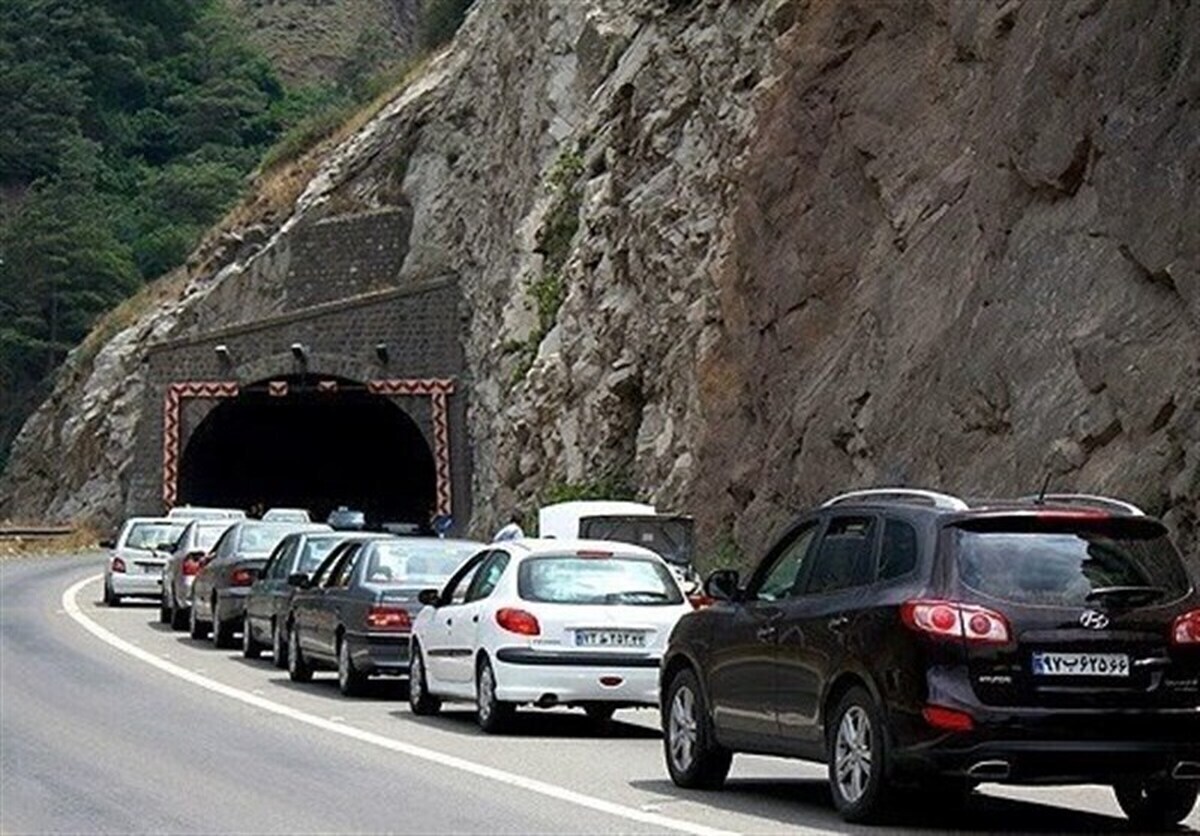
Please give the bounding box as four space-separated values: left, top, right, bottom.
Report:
828 686 891 823
663 668 731 789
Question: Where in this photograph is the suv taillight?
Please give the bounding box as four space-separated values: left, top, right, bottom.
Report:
366 605 411 631
111 557 127 573
1171 609 1200 645
495 608 540 636
902 600 1010 644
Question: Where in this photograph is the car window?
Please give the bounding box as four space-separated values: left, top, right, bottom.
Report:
879 519 919 581
297 537 343 574
954 518 1191 606
266 539 296 579
749 524 819 602
466 552 510 602
364 540 479 587
124 522 186 551
517 555 684 606
196 523 232 551
326 544 362 588
803 516 878 595
309 547 346 587
439 552 488 606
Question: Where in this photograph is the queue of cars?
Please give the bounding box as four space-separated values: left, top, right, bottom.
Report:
102 490 1200 828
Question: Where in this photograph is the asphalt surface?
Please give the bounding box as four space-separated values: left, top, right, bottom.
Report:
2 554 1197 835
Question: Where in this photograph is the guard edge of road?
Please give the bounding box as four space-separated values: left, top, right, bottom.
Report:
61 574 740 836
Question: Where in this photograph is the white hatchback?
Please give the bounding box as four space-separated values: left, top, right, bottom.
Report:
408 539 693 732
102 517 188 605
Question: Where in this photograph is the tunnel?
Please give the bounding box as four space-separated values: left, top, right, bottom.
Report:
177 377 436 527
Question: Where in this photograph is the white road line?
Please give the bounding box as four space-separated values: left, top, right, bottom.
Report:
62 575 737 836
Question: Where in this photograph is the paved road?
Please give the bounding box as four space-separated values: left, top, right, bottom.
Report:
2 555 1197 835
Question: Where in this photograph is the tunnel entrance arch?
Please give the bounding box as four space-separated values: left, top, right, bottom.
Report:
166 376 454 527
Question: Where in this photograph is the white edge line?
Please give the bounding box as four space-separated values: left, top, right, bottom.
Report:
62 574 737 836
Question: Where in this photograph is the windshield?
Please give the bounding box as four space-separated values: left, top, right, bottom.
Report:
125 522 186 551
518 555 683 605
363 541 478 586
954 520 1191 606
298 537 344 573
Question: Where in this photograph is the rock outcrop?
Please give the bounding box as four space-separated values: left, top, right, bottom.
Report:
3 0 1198 559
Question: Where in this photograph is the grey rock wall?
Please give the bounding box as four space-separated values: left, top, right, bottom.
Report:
3 0 1197 561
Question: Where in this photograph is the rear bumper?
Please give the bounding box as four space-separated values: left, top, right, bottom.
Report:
110 572 163 596
893 706 1200 784
493 650 661 706
345 631 410 676
214 588 250 625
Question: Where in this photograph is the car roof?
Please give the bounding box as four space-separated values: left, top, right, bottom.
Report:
501 538 664 559
817 488 1153 521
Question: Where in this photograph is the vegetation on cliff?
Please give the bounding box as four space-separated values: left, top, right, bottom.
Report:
0 0 475 474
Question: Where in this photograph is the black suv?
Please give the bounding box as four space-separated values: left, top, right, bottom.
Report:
661 489 1200 827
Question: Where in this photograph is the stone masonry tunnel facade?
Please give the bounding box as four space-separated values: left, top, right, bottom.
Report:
126 210 472 533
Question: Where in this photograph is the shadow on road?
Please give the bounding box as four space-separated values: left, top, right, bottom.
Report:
398 707 661 740
629 777 1166 833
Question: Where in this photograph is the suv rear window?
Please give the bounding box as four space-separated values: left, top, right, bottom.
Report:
518 555 683 606
953 517 1191 606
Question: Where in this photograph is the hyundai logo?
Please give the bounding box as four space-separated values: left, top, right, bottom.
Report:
1080 610 1110 630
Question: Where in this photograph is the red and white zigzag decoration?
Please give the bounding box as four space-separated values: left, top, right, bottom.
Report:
161 378 456 518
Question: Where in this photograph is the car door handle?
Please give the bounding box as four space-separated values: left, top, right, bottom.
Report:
445 618 453 627
828 616 850 631
472 615 479 623
756 625 778 642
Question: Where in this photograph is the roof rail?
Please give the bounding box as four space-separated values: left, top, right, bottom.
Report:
1018 493 1145 516
821 488 969 512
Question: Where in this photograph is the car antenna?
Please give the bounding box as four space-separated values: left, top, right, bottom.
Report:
1035 472 1052 505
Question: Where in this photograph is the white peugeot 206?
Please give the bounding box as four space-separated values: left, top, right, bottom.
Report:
408 538 694 732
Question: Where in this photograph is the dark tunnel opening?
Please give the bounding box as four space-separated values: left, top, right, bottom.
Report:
177 377 436 527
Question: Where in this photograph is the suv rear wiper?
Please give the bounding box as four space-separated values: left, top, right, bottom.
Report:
1085 585 1167 605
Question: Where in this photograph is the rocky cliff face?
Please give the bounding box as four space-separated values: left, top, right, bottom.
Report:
3 0 1197 558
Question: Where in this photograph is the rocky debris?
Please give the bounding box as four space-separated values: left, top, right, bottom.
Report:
4 0 1198 562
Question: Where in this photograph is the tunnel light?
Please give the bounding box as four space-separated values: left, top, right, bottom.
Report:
374 343 389 364
290 343 308 363
214 344 231 365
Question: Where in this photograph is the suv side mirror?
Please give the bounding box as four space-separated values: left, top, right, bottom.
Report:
99 539 116 549
286 572 309 588
418 588 441 607
704 569 741 602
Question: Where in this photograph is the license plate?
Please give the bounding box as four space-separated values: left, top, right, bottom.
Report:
1031 651 1129 677
135 563 163 574
575 630 646 648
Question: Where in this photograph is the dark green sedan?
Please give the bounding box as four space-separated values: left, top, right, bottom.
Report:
285 537 483 696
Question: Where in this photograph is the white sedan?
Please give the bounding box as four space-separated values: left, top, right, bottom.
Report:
408 538 694 732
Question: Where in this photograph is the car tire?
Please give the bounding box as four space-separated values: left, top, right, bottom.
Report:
170 600 188 631
189 601 209 640
287 625 313 683
337 637 369 697
663 667 731 790
827 686 892 823
103 580 121 607
158 594 171 624
211 601 236 649
242 615 263 659
475 657 514 734
1113 779 1198 828
584 704 616 723
408 644 441 716
272 619 289 670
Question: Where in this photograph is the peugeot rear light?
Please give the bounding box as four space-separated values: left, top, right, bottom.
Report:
576 550 612 559
1171 609 1200 645
901 600 1010 644
111 556 127 573
495 607 540 636
366 605 411 631
230 567 257 587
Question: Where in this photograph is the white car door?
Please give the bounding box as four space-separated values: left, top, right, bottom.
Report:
445 550 511 685
422 553 486 686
